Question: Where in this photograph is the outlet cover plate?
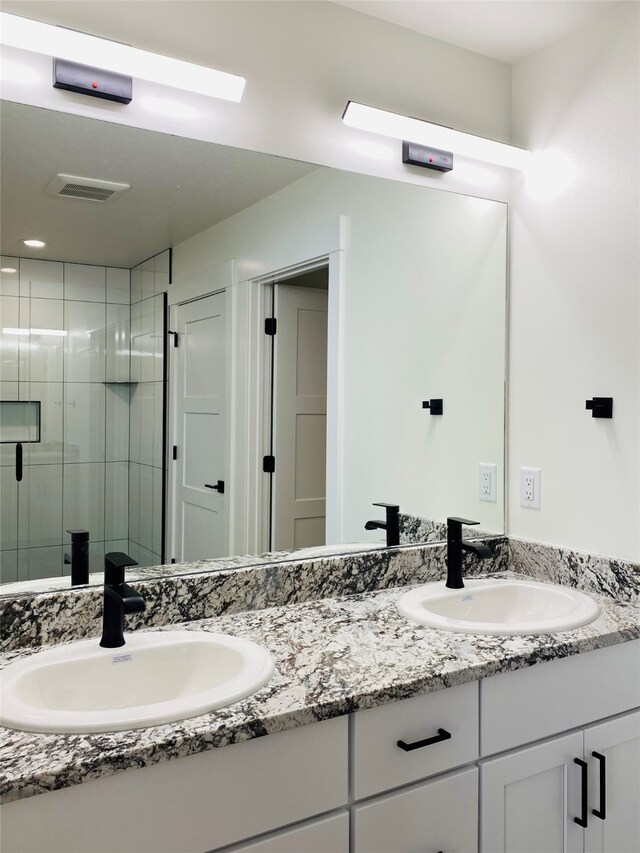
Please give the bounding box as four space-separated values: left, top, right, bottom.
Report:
479 463 497 503
520 467 541 509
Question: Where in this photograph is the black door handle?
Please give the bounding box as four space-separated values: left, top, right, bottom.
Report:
397 728 451 752
592 751 606 820
574 758 588 827
204 480 225 494
15 443 23 482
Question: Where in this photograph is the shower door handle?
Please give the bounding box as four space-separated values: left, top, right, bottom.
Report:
15 443 23 482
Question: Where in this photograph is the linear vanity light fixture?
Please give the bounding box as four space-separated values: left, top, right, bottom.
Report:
0 12 246 102
342 102 530 171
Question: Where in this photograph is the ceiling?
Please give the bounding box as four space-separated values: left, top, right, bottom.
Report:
0 101 317 268
334 1 623 63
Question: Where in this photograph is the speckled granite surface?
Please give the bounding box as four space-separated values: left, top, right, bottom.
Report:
399 514 447 544
509 538 640 602
0 549 300 598
399 514 500 545
2 535 639 806
1 570 639 804
0 539 507 652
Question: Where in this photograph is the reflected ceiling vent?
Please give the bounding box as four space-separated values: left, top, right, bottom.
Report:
45 174 130 203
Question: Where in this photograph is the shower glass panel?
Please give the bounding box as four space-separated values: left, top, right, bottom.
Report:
0 254 168 586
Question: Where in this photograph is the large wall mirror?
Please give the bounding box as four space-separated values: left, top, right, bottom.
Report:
0 100 507 592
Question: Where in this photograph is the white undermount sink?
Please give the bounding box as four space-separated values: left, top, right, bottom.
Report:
0 631 275 734
397 578 601 636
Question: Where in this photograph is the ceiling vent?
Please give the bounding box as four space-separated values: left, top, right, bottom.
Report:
45 174 130 204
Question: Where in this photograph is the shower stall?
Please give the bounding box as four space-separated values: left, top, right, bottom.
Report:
0 250 169 585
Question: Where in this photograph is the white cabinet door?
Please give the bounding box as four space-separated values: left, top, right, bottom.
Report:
584 711 640 853
352 766 478 853
481 731 584 853
222 810 349 852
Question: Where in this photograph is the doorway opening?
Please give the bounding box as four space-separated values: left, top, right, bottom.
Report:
264 266 329 552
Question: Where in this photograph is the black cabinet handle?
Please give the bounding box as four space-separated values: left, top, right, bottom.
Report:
574 758 588 827
592 751 606 820
204 480 225 494
397 728 451 752
15 443 23 482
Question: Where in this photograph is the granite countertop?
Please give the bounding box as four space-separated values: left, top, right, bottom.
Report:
1 571 639 804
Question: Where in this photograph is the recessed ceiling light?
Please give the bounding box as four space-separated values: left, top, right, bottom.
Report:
0 12 246 102
343 101 530 171
1 267 17 273
23 239 46 248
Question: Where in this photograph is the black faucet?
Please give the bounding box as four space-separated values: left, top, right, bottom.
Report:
365 502 400 547
446 517 493 589
64 529 89 586
100 552 144 648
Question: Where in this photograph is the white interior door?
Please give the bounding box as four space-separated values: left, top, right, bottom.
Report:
172 292 226 561
272 284 328 550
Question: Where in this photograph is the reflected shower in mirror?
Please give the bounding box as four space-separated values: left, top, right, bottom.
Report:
0 100 507 591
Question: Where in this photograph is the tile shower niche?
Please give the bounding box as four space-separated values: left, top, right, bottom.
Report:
0 252 168 584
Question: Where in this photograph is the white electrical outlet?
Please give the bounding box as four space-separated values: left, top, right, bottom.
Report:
520 467 541 509
479 463 497 502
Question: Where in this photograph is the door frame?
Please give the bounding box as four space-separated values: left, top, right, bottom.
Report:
258 259 332 552
166 261 236 562
166 216 345 561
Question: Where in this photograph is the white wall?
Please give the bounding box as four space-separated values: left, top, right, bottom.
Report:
0 0 511 200
508 2 640 561
172 169 507 543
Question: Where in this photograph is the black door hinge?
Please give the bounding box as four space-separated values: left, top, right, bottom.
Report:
168 330 179 347
172 446 178 460
265 317 277 336
263 455 275 473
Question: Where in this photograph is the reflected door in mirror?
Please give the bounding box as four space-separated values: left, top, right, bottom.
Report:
172 292 226 561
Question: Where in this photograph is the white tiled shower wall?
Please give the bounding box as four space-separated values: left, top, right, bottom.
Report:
0 250 169 582
0 257 131 582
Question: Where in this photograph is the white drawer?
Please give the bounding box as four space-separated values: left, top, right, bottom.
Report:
351 681 479 800
0 717 349 853
481 640 640 755
352 766 478 853
221 810 349 853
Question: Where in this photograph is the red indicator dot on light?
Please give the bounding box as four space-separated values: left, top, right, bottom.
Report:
92 82 99 89
429 157 434 163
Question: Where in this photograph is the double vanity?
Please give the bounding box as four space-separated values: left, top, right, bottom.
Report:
1 538 639 852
